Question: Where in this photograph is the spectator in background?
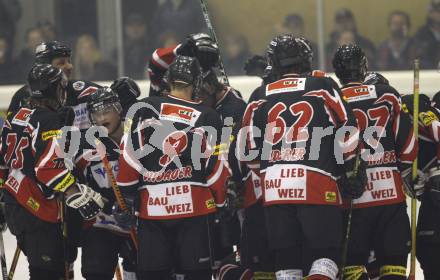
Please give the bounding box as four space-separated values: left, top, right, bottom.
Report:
16 27 44 82
412 0 440 69
120 13 150 79
325 30 357 69
150 0 205 49
377 11 413 70
0 34 18 84
37 21 57 41
326 8 376 70
0 0 21 48
223 34 251 75
74 34 116 81
277 13 319 69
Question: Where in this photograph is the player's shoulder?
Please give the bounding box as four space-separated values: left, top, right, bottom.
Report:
219 87 246 107
67 80 102 103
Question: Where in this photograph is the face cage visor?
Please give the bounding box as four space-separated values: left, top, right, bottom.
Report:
89 102 122 125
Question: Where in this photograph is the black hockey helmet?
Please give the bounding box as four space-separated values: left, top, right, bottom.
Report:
167 55 203 99
266 34 313 77
87 87 122 124
363 72 389 86
188 33 219 70
333 44 368 84
28 64 68 104
35 41 71 64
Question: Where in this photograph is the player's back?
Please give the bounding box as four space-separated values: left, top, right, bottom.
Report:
341 83 414 207
246 75 355 206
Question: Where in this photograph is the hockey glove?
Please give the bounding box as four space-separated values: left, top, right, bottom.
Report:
66 184 105 220
338 159 368 199
244 55 267 77
427 166 440 206
112 197 136 231
402 168 426 199
177 37 197 57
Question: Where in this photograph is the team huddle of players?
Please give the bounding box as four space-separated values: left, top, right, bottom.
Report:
0 32 440 280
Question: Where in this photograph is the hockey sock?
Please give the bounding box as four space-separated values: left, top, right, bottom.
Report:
379 265 406 280
29 266 64 280
307 258 338 280
275 269 303 280
342 266 368 280
274 247 301 271
183 269 212 280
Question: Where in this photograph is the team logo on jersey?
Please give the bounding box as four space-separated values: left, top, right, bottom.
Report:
41 129 62 141
266 78 306 96
26 197 40 212
419 111 439 126
159 103 201 126
325 191 337 202
205 199 215 209
159 131 188 166
78 86 98 99
12 108 34 126
72 81 85 91
342 85 377 102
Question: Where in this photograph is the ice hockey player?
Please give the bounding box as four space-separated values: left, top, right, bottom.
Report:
148 32 220 97
402 92 440 280
117 55 230 280
0 64 105 280
241 34 365 280
245 36 327 104
7 40 102 129
198 67 246 258
333 44 418 280
74 87 137 280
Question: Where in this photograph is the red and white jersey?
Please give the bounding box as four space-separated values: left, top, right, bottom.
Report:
341 83 417 208
117 95 230 220
240 75 360 206
0 107 78 222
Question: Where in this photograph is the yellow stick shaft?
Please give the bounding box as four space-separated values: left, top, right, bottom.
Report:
409 59 420 280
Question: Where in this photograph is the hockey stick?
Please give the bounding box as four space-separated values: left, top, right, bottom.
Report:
7 247 19 280
199 0 230 86
340 152 361 280
95 139 139 249
408 59 420 280
58 194 70 280
115 263 122 280
0 231 7 280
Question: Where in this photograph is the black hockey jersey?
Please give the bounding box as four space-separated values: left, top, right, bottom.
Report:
0 106 78 222
117 95 230 220
75 131 120 213
241 75 359 206
402 94 440 170
215 87 246 182
7 80 101 129
341 83 417 208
